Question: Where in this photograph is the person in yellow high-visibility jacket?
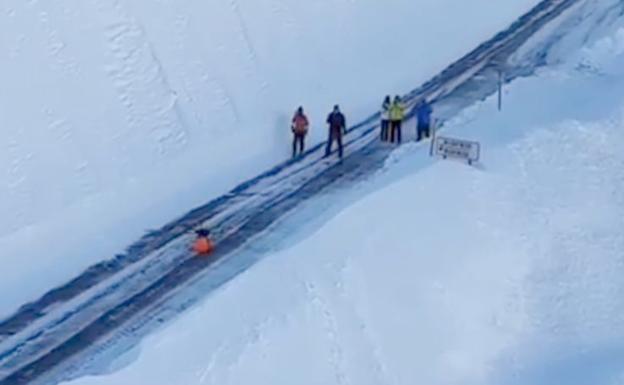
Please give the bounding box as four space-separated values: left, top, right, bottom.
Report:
389 95 405 144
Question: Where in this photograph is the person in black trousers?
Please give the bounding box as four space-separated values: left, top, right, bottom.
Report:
389 95 405 144
325 105 347 159
291 106 309 157
380 95 391 141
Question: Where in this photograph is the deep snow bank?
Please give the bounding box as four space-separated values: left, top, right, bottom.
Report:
0 0 539 316
65 15 624 385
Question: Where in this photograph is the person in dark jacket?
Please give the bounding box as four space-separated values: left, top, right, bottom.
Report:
291 106 309 157
325 105 346 159
380 95 391 141
416 99 433 141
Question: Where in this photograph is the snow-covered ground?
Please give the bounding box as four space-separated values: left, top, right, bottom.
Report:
0 0 541 317
64 14 624 385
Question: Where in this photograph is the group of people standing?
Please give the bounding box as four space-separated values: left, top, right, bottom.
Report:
195 97 433 257
291 105 347 159
380 95 406 143
381 95 433 144
289 96 433 159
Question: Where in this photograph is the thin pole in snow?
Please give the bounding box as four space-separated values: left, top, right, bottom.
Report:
429 119 437 157
498 70 503 111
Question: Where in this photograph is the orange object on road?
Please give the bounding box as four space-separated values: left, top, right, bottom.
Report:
193 237 215 256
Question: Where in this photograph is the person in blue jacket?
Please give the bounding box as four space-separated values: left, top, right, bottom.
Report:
415 98 433 141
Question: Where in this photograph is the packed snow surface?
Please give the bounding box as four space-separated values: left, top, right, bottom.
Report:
65 18 624 385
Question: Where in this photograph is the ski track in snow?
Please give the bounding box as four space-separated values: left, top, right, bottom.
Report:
227 0 261 77
231 0 271 99
304 259 394 385
305 280 351 385
0 1 599 383
340 259 397 385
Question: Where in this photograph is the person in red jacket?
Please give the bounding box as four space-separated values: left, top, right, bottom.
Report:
291 106 309 157
193 229 215 256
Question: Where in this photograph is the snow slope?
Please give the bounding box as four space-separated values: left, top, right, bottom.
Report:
0 0 541 317
65 9 624 385
0 3 589 384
